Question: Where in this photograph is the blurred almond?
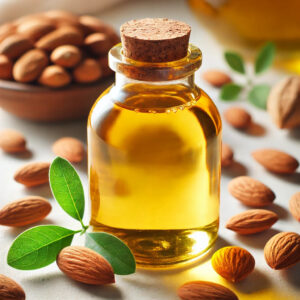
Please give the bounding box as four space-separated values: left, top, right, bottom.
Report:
73 58 102 83
0 274 25 300
84 33 112 55
50 45 81 68
289 192 300 222
264 232 300 269
252 149 299 174
0 129 26 153
224 107 252 129
38 65 71 88
222 143 234 167
0 54 13 79
0 35 33 59
202 70 232 87
52 137 85 163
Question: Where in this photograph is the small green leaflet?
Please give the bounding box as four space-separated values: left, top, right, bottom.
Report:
248 84 270 109
255 42 275 74
220 83 242 101
49 157 85 222
224 51 245 74
86 232 136 275
7 225 77 270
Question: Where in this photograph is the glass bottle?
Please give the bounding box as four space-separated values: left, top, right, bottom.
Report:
88 18 222 268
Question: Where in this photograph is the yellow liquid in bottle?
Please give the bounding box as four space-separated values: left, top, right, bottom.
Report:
88 83 221 267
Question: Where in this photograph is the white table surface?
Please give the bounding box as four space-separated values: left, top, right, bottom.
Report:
0 0 299 299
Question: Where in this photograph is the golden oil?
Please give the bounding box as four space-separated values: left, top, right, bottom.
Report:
88 43 221 268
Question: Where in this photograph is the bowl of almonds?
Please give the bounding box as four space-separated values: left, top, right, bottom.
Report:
0 10 118 122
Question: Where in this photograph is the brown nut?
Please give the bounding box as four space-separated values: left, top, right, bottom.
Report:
221 143 234 167
0 129 26 153
0 23 16 43
73 58 102 83
50 45 81 68
39 65 71 88
0 54 13 79
0 35 33 59
84 33 112 55
202 70 232 87
224 107 252 129
0 274 25 300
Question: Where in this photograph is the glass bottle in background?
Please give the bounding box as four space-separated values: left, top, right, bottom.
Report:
88 18 221 268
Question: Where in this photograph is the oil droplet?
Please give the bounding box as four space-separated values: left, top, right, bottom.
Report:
134 108 140 113
166 109 171 113
179 105 184 110
171 107 177 113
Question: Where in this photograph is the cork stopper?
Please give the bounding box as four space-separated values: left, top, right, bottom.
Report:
120 18 191 63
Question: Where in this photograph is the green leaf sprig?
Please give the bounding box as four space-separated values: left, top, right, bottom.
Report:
221 42 275 109
7 157 136 275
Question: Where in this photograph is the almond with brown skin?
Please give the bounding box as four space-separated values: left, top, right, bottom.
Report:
202 70 232 87
178 281 238 300
43 10 79 28
252 149 299 174
35 27 83 51
50 45 81 68
0 196 51 227
0 129 26 153
0 35 33 59
0 54 13 79
289 192 300 222
228 176 275 207
0 274 25 300
84 33 112 55
264 232 300 270
57 246 115 285
224 107 252 129
14 162 50 187
226 209 278 235
222 143 234 167
38 65 71 88
13 49 48 83
212 246 255 282
73 58 102 83
52 137 85 163
0 23 16 43
79 15 111 34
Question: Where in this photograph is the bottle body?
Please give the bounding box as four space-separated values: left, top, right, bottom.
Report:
88 45 221 267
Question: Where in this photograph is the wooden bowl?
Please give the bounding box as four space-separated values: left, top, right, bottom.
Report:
0 76 113 122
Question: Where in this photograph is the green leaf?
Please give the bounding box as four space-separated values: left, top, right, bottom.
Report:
248 84 270 109
7 225 77 270
255 42 275 74
86 232 136 275
220 83 242 101
49 157 85 222
224 51 245 74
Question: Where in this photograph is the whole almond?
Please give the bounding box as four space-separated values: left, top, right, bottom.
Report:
0 54 13 79
178 281 238 300
14 162 50 187
73 58 102 83
212 246 255 282
17 19 55 41
202 70 232 87
264 232 300 269
50 45 81 68
52 137 85 163
57 246 115 285
222 143 234 167
0 274 25 300
0 196 51 227
289 192 300 222
13 49 48 83
228 176 275 207
0 129 26 153
0 23 16 43
223 107 252 129
43 10 79 28
252 149 299 174
79 15 111 34
0 35 33 59
84 33 112 55
226 209 278 235
35 27 83 51
38 65 71 88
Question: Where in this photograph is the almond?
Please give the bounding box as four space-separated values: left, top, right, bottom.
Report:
264 232 300 269
38 65 71 88
98 56 113 77
0 54 13 79
222 143 234 167
13 49 48 83
79 15 111 34
43 10 79 28
252 149 299 174
52 137 85 163
289 192 300 222
0 196 51 227
212 246 255 282
178 281 238 300
17 19 55 41
0 35 33 59
0 274 25 300
50 45 81 68
57 246 115 285
73 58 102 83
35 27 83 51
226 209 278 235
14 162 50 187
84 33 112 55
228 176 275 207
223 107 252 129
0 23 16 43
202 70 232 87
0 129 26 153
